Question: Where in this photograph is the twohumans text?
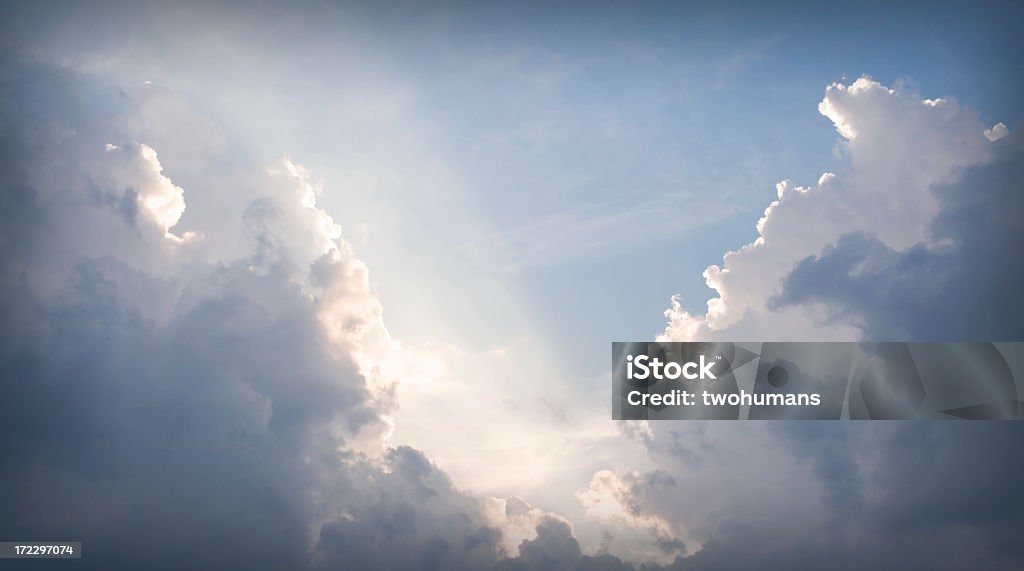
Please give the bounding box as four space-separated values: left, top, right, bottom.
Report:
627 389 822 407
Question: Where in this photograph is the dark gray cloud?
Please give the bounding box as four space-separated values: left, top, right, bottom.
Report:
312 446 506 571
773 130 1024 340
631 422 1024 571
493 517 635 571
0 63 364 571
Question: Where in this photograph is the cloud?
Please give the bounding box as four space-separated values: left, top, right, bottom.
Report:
660 77 1001 341
312 446 506 570
102 142 188 238
773 128 1024 340
647 77 1024 569
610 423 1024 571
0 61 395 568
985 122 1010 142
577 470 684 563
0 56 655 571
493 515 638 571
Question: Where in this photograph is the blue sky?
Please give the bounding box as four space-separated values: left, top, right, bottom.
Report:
253 0 1024 372
141 0 1024 371
11 0 1020 374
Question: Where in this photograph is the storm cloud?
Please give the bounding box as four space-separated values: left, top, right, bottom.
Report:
0 60 575 571
774 129 1024 340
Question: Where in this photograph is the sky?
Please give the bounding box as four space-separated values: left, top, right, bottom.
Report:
2 1 1024 569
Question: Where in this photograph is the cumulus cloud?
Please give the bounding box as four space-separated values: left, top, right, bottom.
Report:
660 77 1002 341
644 75 1024 570
618 420 654 444
0 60 629 571
102 142 188 238
593 423 1024 571
311 446 506 570
577 470 685 562
0 61 393 567
773 128 1024 340
985 122 1010 142
540 420 990 571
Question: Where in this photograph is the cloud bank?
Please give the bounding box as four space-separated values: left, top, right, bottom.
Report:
0 61 622 571
638 76 1024 570
660 78 1012 342
774 129 1024 340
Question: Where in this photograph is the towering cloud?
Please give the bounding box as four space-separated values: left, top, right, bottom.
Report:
0 62 379 567
638 76 1024 570
774 129 1024 340
660 78 1008 341
0 61 604 571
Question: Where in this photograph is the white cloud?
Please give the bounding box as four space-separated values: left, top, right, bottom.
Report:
577 470 685 563
103 142 188 238
984 121 1010 142
0 60 647 571
660 78 1002 341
